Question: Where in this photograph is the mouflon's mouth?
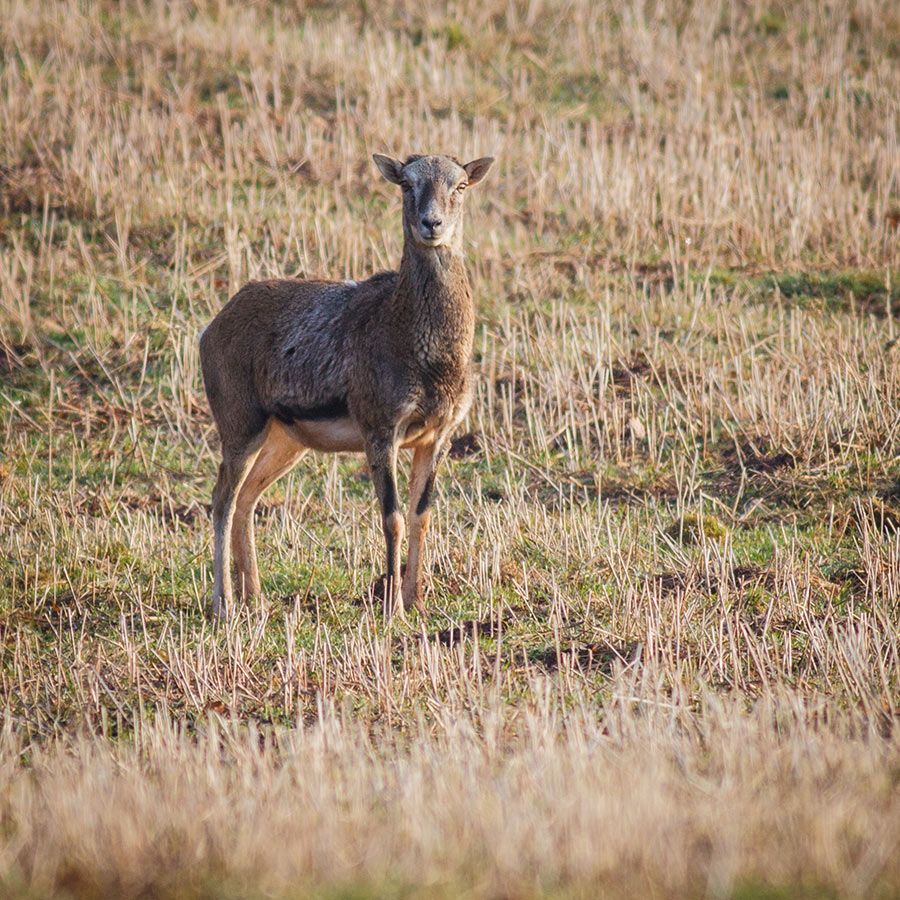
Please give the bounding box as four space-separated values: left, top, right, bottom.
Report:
417 229 444 246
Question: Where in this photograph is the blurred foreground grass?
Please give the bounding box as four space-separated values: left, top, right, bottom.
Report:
0 0 898 896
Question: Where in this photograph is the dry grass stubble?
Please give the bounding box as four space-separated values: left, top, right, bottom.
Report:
0 0 899 896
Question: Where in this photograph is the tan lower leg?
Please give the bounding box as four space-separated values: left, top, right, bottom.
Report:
231 423 303 602
402 509 431 614
402 442 439 614
231 505 260 601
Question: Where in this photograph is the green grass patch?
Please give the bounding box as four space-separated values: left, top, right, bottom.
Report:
705 268 900 316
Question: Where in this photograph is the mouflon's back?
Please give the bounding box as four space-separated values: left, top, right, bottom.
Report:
199 272 398 428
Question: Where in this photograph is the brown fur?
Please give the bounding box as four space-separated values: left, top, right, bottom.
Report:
199 153 494 619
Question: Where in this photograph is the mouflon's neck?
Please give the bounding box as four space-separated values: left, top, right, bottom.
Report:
390 240 475 365
394 240 472 326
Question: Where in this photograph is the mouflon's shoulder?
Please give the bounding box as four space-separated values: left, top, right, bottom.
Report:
358 270 398 290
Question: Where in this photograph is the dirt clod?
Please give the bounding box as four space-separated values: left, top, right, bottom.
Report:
532 641 641 673
429 619 498 646
449 433 482 459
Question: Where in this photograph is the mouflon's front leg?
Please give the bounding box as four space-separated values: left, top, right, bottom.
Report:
365 434 405 618
402 440 446 615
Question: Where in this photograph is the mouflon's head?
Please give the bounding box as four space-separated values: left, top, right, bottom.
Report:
372 153 494 249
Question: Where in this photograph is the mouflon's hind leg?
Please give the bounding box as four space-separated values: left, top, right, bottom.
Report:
231 422 305 602
365 434 404 619
402 441 445 616
210 431 266 620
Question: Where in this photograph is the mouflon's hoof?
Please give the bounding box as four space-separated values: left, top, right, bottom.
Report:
369 570 407 617
208 596 228 622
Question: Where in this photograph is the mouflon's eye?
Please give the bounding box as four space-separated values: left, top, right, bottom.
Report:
456 182 468 193
400 180 412 192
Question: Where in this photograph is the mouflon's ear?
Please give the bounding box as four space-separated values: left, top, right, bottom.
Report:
372 154 405 185
462 156 495 186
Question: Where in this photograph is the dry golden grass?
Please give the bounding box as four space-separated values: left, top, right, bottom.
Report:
1 0 899 897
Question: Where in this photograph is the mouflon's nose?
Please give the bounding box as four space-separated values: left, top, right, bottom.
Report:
421 215 442 232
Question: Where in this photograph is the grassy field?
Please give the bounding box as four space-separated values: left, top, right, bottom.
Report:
1 0 899 896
